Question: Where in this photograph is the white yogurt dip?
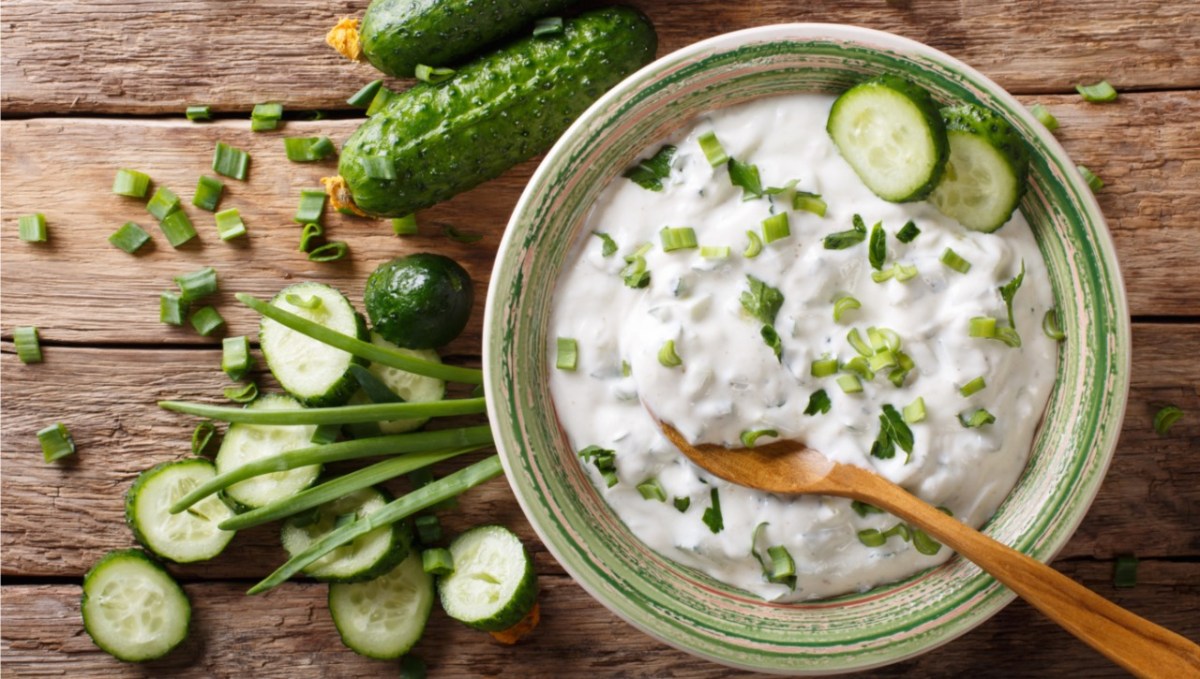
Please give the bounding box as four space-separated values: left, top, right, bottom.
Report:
547 93 1058 602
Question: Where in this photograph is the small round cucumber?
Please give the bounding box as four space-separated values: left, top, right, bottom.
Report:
362 332 445 434
827 74 949 202
216 394 319 510
329 552 434 659
260 282 367 407
437 525 537 632
81 549 190 662
125 459 236 563
281 485 412 583
930 103 1031 232
364 254 474 350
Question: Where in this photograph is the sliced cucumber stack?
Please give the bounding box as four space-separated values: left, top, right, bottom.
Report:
929 103 1030 232
354 332 446 434
827 74 948 202
126 459 236 563
281 485 412 583
215 394 319 510
437 525 537 632
260 282 367 407
81 549 191 662
329 552 434 659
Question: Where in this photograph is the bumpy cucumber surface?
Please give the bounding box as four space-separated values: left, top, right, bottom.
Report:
126 459 236 563
329 552 434 659
361 0 577 78
341 6 657 217
216 394 320 510
437 525 537 631
81 549 191 662
929 103 1030 232
281 485 412 583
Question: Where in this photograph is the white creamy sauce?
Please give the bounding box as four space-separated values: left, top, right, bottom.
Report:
547 94 1058 602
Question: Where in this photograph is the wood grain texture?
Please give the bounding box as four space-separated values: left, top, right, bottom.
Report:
2 90 1199 348
3 0 1198 115
3 561 1197 678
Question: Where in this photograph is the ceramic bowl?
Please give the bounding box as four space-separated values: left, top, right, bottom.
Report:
483 23 1129 674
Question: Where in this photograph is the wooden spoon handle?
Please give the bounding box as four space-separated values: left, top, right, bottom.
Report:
833 464 1200 677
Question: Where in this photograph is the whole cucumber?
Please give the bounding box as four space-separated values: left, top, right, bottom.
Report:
340 6 657 218
361 0 578 78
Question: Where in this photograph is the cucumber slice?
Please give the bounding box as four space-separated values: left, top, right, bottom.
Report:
260 282 367 407
329 552 434 659
437 525 537 631
216 394 319 509
126 459 236 563
930 103 1030 232
281 485 412 582
827 75 948 202
355 332 446 434
81 549 190 662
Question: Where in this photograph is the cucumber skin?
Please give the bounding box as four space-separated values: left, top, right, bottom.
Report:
341 6 657 217
81 549 191 663
361 0 578 78
941 103 1030 196
438 525 539 632
125 459 235 563
329 553 434 659
282 486 415 584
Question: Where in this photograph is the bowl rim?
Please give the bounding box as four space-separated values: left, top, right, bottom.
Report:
484 21 1130 674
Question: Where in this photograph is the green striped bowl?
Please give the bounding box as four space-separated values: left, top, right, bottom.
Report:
483 24 1129 673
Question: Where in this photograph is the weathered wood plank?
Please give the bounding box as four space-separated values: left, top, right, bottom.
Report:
2 90 1198 348
2 323 1197 578
3 561 1197 677
3 0 1198 116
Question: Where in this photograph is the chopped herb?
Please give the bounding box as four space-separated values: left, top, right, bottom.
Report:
17 213 48 242
532 16 563 37
833 295 861 322
250 103 283 131
701 488 723 533
391 214 418 236
212 142 250 180
1076 80 1118 103
310 424 341 445
415 64 455 84
579 445 618 488
851 500 883 517
108 222 151 254
727 158 763 200
810 356 838 377
308 241 349 262
283 136 336 162
760 324 782 361
911 528 942 555
37 423 76 463
657 339 682 368
365 86 396 116
740 429 778 448
804 389 831 416
660 226 698 252
14 326 42 364
867 350 897 372
620 252 651 289
222 382 257 403
697 131 728 167
593 232 618 257
739 275 784 326
298 222 323 252
823 214 868 250
191 421 218 456
555 337 578 371
1078 164 1104 192
873 404 914 461
186 105 212 121
959 376 987 397
896 220 921 243
1042 308 1066 341
214 208 247 241
146 187 181 220
673 496 691 513
766 545 797 588
414 515 442 544
174 266 218 302
958 408 996 428
1153 405 1183 435
159 210 197 248
160 291 188 326
940 247 971 274
190 306 225 336
903 397 926 424
857 529 886 547
112 169 151 198
1113 555 1138 588
1029 103 1059 131
222 336 251 381
843 356 874 381
994 325 1022 348
442 225 483 243
636 478 667 502
700 245 731 259
847 328 873 357
192 175 225 212
868 222 886 270
422 548 455 575
836 373 862 394
792 191 827 217
346 80 384 108
294 189 327 224
969 316 997 338
762 212 790 244
743 230 763 258
623 145 676 192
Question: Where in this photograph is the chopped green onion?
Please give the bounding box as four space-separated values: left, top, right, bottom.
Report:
660 226 698 252
959 376 987 397
212 141 250 180
160 291 188 326
346 80 383 108
760 325 782 361
766 545 796 585
740 429 778 448
1042 308 1066 341
308 241 349 262
108 222 151 254
810 355 838 377
792 191 827 217
941 247 971 273
621 360 631 377
146 187 181 220
657 339 682 368
727 158 763 200
442 225 483 243
1078 164 1104 192
882 523 911 542
190 306 225 336
1113 555 1138 588
893 263 919 282
17 213 48 242
871 327 901 352
532 16 564 37
222 336 252 380
636 478 667 502
191 421 218 456
414 64 455 83
1153 405 1184 435
896 220 920 243
804 389 831 416
743 230 763 258
294 189 327 224
555 337 578 371
358 155 395 181
740 275 784 326
847 328 872 357
37 423 76 463
186 105 212 121
701 488 723 533
414 515 442 544
870 268 894 284
851 500 883 517
823 227 866 250
1029 103 1059 132
836 373 862 394
843 356 874 380
888 351 915 387
158 210 197 247
250 103 283 131
700 245 731 259
298 222 323 252
593 232 617 257
174 266 218 302
994 325 1022 348
911 528 942 555
958 408 996 428
623 144 675 192
620 253 651 288
579 445 618 487
833 295 861 322
903 397 926 424
285 294 323 311
857 529 886 547
192 175 225 212
310 424 341 445
283 136 335 163
1076 80 1118 103
762 212 790 244
422 548 455 575
112 169 151 198
14 326 42 364
365 86 396 117
697 131 729 167
214 208 247 241
224 382 258 403
868 222 886 270
868 350 896 372
399 656 427 679
673 496 691 513
969 316 997 338
391 214 418 236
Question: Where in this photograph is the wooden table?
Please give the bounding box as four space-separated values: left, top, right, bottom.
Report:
2 1 1198 676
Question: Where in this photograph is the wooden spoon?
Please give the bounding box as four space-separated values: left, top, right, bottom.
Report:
655 419 1200 677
